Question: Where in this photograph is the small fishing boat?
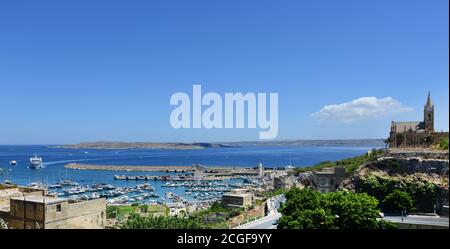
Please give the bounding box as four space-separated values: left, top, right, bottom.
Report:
28 181 45 188
114 175 127 180
59 179 79 186
48 184 62 189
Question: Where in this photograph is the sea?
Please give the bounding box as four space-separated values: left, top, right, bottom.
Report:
0 145 381 204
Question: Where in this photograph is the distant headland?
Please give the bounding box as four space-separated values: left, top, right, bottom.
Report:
53 139 385 150
54 141 231 150
222 139 385 147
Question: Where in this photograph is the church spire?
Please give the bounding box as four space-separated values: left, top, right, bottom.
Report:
426 91 433 107
424 90 434 132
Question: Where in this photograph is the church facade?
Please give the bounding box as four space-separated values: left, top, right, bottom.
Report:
389 92 448 148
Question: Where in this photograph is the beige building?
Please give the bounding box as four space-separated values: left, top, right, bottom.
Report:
273 175 295 190
222 189 253 208
310 167 348 193
0 184 106 229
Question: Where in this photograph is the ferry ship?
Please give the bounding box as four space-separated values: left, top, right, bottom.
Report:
29 155 43 169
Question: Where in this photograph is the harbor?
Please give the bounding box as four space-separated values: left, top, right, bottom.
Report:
19 177 258 206
0 145 377 207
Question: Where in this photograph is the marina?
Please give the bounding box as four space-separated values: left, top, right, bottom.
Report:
21 178 252 205
0 145 378 206
114 174 194 181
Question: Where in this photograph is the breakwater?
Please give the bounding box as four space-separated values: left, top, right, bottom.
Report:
64 163 256 173
65 163 197 172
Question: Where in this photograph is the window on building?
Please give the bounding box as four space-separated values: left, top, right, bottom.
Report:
319 178 327 186
13 205 18 216
56 204 62 212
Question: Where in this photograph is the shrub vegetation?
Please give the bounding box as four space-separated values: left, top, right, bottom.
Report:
278 188 395 229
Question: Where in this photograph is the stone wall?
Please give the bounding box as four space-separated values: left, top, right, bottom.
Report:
0 188 21 212
375 157 449 175
386 149 449 160
228 203 265 228
1 199 46 229
391 221 448 229
44 198 107 229
389 131 448 149
0 198 106 229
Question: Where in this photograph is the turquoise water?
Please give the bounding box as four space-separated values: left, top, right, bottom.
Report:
0 145 380 204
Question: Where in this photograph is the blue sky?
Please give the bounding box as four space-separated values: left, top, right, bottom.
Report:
0 0 448 144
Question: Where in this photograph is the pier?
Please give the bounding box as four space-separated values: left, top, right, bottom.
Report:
65 163 197 172
64 163 260 175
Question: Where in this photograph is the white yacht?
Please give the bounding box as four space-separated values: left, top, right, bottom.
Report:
9 160 17 166
29 155 43 169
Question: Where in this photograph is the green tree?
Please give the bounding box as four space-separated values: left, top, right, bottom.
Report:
359 174 437 213
278 188 336 229
439 137 449 150
325 191 382 229
106 206 117 219
122 214 206 229
140 204 149 213
278 188 393 229
382 190 414 214
278 208 336 229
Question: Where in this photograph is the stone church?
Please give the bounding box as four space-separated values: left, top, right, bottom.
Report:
389 92 448 148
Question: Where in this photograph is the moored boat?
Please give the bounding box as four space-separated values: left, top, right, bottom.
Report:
114 175 127 180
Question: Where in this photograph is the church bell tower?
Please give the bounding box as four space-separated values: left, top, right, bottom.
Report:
424 91 434 132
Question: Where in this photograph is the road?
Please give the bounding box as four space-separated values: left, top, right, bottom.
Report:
383 215 449 227
235 196 449 229
234 195 285 229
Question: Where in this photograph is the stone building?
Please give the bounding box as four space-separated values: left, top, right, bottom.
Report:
389 92 448 148
222 189 253 208
0 184 106 229
273 175 294 190
310 166 348 193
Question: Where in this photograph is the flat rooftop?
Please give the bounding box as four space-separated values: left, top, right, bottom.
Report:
11 195 67 205
314 167 336 173
223 192 252 198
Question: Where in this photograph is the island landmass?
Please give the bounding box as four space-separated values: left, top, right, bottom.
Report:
53 141 231 150
53 139 385 150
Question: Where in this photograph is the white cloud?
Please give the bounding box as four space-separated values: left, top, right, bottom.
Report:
311 97 413 123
